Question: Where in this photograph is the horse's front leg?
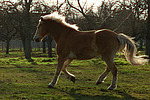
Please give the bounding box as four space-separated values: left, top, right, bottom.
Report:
62 59 75 83
48 57 66 88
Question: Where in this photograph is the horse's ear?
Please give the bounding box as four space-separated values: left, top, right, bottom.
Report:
41 16 44 21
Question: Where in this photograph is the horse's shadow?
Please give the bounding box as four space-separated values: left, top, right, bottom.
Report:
55 87 139 100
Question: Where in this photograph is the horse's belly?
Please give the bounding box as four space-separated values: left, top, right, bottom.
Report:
76 51 99 60
68 48 99 60
69 33 99 60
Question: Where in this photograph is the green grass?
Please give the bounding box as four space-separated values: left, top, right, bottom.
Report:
0 50 150 100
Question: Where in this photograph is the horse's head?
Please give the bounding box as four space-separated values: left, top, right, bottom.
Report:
33 17 48 42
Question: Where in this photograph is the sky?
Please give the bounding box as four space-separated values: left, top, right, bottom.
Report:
10 0 112 7
8 0 125 13
9 0 110 12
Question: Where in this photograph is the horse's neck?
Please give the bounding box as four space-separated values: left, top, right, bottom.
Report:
49 26 71 43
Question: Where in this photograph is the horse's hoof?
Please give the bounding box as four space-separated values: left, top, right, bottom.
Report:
71 76 75 83
47 85 54 88
96 81 102 85
107 85 116 90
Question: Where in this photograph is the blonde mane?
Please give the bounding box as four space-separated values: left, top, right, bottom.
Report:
43 12 79 30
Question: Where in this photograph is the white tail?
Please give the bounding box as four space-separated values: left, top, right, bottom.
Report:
117 33 149 65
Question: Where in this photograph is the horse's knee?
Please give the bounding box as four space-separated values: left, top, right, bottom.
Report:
112 68 118 76
62 68 66 72
109 66 118 76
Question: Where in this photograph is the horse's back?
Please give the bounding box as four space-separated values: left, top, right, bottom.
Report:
96 29 119 55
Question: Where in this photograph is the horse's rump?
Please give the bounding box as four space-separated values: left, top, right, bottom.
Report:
95 29 119 55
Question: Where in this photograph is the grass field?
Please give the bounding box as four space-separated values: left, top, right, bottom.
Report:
0 50 150 100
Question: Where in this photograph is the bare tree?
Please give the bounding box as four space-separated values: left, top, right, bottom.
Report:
22 0 32 59
146 0 150 57
66 0 125 30
121 0 148 51
0 0 32 57
0 1 18 54
66 0 97 30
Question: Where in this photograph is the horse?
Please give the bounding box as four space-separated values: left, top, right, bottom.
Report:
33 12 148 90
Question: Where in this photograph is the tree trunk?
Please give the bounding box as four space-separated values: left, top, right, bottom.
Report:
43 39 46 53
146 0 150 58
24 0 32 59
21 38 25 52
20 41 22 51
2 42 4 52
25 36 31 59
47 35 53 57
24 15 31 59
6 39 10 54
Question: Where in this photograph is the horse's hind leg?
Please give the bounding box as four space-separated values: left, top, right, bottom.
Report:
62 59 75 83
101 54 118 90
96 67 110 85
107 63 118 90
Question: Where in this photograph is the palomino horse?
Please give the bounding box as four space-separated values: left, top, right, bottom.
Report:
33 12 148 90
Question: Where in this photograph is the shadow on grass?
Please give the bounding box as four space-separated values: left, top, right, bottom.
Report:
26 58 34 62
26 58 37 65
55 87 140 100
14 65 40 73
